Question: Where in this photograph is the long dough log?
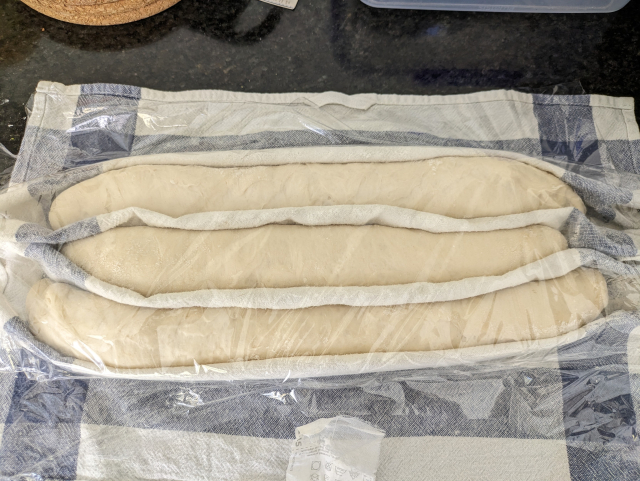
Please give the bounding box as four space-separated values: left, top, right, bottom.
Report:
61 224 568 295
27 269 608 369
48 159 586 229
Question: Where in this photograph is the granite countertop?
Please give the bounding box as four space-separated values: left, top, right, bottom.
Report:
1 0 639 168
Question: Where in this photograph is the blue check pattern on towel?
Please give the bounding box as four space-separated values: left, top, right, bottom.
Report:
1 82 639 480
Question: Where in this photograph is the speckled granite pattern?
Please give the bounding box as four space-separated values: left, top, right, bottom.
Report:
1 0 639 168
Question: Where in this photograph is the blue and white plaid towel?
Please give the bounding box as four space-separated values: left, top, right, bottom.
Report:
0 81 638 480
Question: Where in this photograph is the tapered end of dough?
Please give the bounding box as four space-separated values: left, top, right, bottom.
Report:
588 267 609 314
26 279 70 354
25 278 54 337
26 279 97 363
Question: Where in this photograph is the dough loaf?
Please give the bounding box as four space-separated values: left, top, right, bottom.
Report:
27 269 608 369
48 159 586 229
61 224 568 296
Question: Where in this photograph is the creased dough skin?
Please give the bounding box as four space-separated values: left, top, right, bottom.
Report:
61 224 568 296
27 269 608 369
48 159 586 229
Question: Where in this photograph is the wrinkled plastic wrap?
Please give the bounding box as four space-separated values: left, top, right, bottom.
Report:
0 82 638 480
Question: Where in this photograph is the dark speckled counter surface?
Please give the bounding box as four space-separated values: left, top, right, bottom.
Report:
1 0 639 166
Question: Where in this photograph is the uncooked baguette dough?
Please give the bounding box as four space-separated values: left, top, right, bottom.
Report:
27 269 608 369
48 159 586 229
61 224 568 296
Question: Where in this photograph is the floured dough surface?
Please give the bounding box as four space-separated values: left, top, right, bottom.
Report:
61 224 568 296
27 269 608 369
48 159 586 229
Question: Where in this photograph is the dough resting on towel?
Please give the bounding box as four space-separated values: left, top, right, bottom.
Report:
48 158 586 229
26 269 608 369
61 224 568 296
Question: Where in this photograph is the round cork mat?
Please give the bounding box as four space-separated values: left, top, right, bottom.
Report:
21 0 181 25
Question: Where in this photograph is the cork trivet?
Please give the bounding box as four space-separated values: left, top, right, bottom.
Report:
60 0 133 8
23 0 171 15
47 0 166 11
21 0 181 25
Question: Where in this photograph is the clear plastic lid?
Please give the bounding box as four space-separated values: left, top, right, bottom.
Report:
360 0 630 13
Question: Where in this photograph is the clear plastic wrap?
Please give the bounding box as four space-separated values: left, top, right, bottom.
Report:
0 82 638 480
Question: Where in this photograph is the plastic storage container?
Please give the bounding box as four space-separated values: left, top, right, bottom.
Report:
360 0 630 12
